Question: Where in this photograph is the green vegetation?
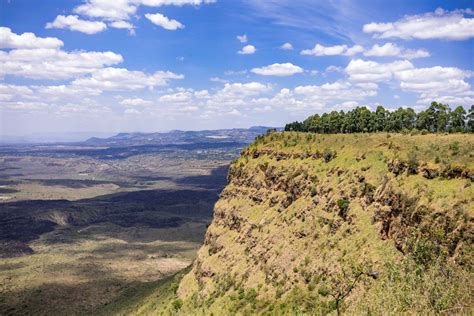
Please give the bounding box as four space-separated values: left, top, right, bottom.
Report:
285 102 474 134
171 132 473 315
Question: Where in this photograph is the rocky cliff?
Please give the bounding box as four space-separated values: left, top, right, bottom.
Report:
171 132 473 314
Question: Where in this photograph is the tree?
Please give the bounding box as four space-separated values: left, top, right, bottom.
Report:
284 121 304 132
402 107 416 130
374 106 387 132
449 106 466 132
303 114 321 132
283 103 472 135
468 105 474 133
433 102 450 132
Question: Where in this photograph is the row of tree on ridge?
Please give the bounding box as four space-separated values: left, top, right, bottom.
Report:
285 102 474 133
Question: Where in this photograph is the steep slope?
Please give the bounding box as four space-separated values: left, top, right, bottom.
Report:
106 133 473 315
175 132 473 314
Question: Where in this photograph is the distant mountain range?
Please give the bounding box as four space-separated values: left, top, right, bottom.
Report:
0 127 281 160
83 126 280 147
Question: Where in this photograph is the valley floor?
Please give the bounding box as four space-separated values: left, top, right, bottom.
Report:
0 149 231 315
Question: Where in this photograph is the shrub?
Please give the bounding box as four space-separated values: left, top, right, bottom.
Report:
449 141 460 155
310 186 318 197
337 198 350 219
407 150 419 175
172 299 183 311
323 149 337 162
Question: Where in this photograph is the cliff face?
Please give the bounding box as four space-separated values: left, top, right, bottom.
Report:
176 133 473 314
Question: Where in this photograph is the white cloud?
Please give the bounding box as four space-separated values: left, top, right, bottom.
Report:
72 67 183 90
139 0 216 6
238 44 256 55
363 8 474 40
280 42 293 50
251 63 303 77
345 59 414 82
0 48 123 80
109 20 135 34
194 90 209 98
237 34 247 43
35 85 102 99
73 0 215 21
159 91 193 103
74 0 138 21
145 13 184 30
395 66 472 96
345 59 473 106
301 43 364 56
0 27 63 49
46 15 107 34
294 80 377 100
124 108 141 114
210 77 228 83
120 98 152 106
364 43 429 59
326 65 343 73
0 84 33 101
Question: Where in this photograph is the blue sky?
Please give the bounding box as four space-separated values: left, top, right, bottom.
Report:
0 0 473 139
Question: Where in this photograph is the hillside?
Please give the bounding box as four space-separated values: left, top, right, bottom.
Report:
119 132 474 315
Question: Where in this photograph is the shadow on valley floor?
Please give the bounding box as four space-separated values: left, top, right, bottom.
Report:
0 164 229 256
175 165 229 189
0 277 143 316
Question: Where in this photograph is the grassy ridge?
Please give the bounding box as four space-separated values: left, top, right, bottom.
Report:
95 267 190 316
173 132 473 314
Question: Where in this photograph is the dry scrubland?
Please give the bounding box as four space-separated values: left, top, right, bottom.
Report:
0 153 228 315
125 132 473 315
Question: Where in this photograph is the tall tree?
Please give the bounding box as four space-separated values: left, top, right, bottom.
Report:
374 106 387 132
468 105 474 133
449 106 466 132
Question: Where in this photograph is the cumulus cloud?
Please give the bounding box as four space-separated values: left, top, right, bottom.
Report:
159 91 193 103
109 20 135 34
280 42 293 50
395 66 472 95
74 0 137 21
72 67 184 90
63 0 214 33
0 48 123 80
294 81 377 101
345 59 473 105
237 34 247 43
326 65 343 73
251 63 303 77
124 108 141 114
0 84 33 101
73 0 216 21
363 8 474 40
364 43 430 59
345 59 414 82
145 13 184 30
218 82 270 97
120 98 152 106
238 44 256 55
301 43 364 56
0 27 63 49
46 15 107 34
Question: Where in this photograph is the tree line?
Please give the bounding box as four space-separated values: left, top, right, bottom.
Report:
285 102 474 134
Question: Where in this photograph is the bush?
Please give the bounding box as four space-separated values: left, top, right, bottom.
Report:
323 149 337 162
337 198 350 219
407 150 419 175
172 299 183 311
310 186 318 197
449 141 460 155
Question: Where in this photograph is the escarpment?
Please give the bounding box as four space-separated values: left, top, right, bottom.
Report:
175 133 473 314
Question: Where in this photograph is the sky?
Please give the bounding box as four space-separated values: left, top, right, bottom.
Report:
0 0 473 139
